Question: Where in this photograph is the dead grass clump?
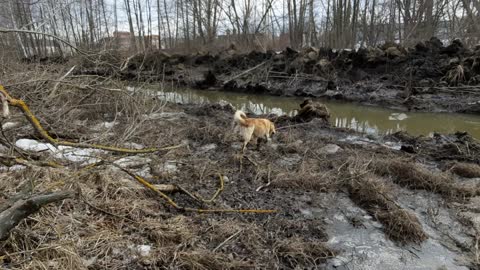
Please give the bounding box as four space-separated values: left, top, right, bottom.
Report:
174 250 251 270
375 209 428 244
141 216 195 246
373 159 479 198
373 159 452 194
206 219 264 253
348 175 394 209
274 237 335 268
444 64 465 86
448 162 480 178
348 175 428 245
271 172 337 192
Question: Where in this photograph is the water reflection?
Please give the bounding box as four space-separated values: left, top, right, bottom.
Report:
151 87 480 139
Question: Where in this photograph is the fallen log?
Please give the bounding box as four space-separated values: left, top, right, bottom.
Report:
0 191 73 240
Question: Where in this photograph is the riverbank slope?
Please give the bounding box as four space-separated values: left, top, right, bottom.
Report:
75 37 480 114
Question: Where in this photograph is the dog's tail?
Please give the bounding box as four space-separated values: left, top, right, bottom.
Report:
234 110 247 125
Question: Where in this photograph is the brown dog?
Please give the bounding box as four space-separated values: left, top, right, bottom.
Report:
233 110 276 152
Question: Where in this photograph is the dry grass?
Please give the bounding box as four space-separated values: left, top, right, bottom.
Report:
448 162 480 178
444 64 465 86
375 209 428 244
348 174 428 244
271 172 337 192
274 237 336 268
0 164 336 269
348 174 395 209
373 159 479 198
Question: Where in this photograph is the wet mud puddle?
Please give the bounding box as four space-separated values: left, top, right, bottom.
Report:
150 87 480 139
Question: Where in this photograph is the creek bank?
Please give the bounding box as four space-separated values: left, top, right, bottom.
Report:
76 37 480 114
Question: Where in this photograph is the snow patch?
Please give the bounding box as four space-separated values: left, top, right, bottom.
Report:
0 165 27 172
199 143 217 152
16 139 56 152
2 121 22 130
319 144 342 154
15 139 103 164
93 121 118 131
123 142 145 150
114 156 151 168
162 161 178 173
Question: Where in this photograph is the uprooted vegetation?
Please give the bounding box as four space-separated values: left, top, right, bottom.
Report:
0 66 480 269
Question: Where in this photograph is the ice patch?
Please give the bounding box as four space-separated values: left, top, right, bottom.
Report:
0 165 26 172
137 245 151 257
199 143 217 152
2 122 22 130
123 142 145 149
53 147 103 164
114 156 151 168
319 144 342 154
15 139 103 164
16 139 56 152
127 244 152 257
388 113 408 121
162 161 178 173
93 121 118 131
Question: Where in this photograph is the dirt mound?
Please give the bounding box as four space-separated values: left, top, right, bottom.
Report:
77 38 480 87
273 99 331 127
76 38 480 114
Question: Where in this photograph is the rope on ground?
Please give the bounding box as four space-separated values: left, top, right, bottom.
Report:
0 85 184 154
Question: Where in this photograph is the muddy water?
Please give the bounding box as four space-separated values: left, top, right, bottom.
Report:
154 87 480 139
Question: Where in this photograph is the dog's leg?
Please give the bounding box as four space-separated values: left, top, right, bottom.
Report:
241 126 254 154
256 138 262 150
242 140 248 154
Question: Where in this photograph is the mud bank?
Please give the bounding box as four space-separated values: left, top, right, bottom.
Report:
77 37 480 114
1 88 480 268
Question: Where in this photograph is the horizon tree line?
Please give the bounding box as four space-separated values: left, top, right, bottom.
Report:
0 0 478 59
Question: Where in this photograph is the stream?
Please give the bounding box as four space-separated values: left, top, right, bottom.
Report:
151 87 480 140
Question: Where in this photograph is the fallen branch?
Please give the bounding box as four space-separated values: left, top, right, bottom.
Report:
0 191 73 240
223 61 268 86
213 229 243 252
49 65 76 98
0 85 184 154
112 163 276 214
0 154 64 168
